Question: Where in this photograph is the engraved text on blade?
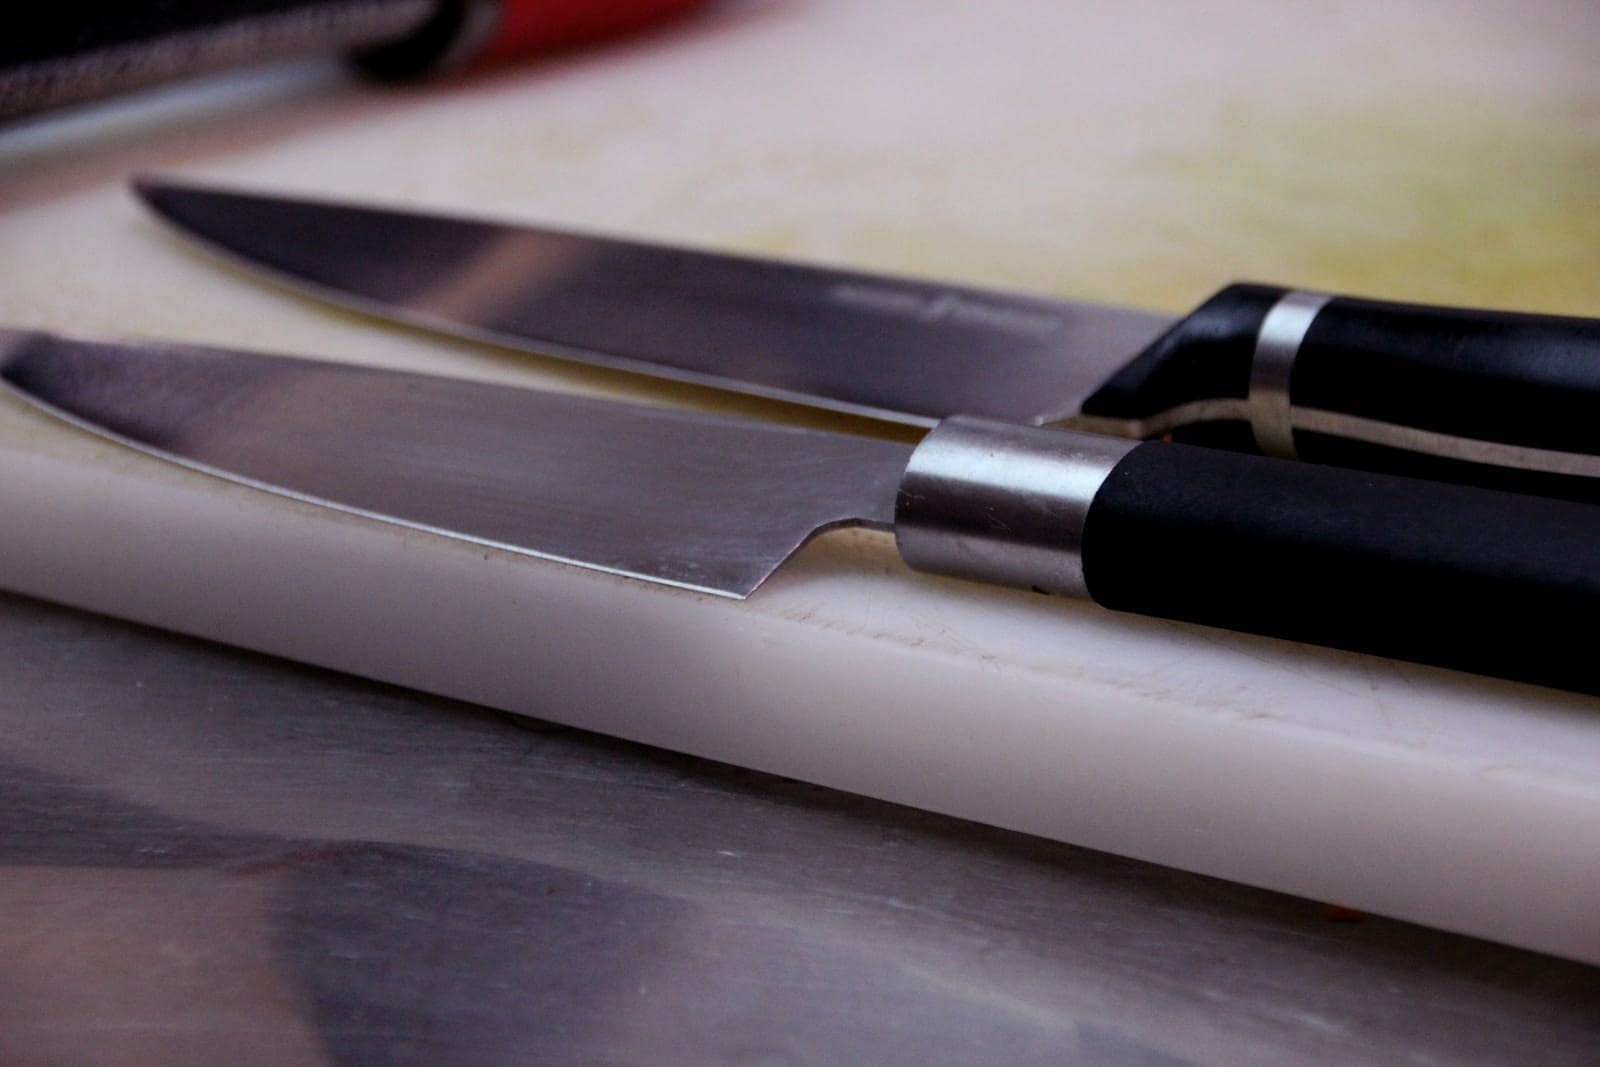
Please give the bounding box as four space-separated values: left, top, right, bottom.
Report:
827 282 1062 339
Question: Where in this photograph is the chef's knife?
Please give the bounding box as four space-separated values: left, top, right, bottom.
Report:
4 327 1596 693
134 179 1600 500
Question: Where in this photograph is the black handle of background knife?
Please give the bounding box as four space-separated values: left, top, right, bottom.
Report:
1079 284 1600 501
1082 440 1600 692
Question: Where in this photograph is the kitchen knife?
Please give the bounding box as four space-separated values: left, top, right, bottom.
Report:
134 179 1600 500
4 327 1596 693
4 0 710 120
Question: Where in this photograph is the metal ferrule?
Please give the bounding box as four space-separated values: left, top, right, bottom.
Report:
894 417 1135 599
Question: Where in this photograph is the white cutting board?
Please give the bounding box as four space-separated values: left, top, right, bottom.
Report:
3 0 1600 961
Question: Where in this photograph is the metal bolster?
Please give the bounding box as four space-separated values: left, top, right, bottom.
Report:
1249 290 1332 459
894 417 1135 600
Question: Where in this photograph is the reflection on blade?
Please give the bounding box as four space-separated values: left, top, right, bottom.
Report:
0 330 912 597
134 179 1173 427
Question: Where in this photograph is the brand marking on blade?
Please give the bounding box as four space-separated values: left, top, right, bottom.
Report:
827 282 1062 338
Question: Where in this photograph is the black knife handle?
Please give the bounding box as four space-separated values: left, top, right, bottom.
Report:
1083 438 1600 692
1078 284 1600 501
896 418 1600 692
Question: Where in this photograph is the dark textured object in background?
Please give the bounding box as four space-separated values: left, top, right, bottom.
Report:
0 0 711 119
2 0 438 117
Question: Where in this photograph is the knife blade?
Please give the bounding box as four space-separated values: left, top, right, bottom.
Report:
4 327 1595 693
133 178 1600 500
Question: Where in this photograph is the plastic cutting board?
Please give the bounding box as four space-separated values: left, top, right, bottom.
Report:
2 0 1598 962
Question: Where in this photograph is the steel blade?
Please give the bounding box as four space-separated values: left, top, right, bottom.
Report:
134 178 1173 428
0 330 911 598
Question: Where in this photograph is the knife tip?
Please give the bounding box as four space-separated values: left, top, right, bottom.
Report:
128 173 174 210
129 173 214 212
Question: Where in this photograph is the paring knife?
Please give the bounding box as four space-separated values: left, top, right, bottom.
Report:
3 328 1596 693
134 179 1600 499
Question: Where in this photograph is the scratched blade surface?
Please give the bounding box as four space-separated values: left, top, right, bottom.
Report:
0 330 911 597
134 179 1173 428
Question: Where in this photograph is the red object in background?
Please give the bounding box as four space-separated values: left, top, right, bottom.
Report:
1 0 717 121
481 0 715 63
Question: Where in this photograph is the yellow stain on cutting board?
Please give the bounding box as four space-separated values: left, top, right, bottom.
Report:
1091 97 1600 316
722 97 1600 322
